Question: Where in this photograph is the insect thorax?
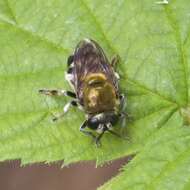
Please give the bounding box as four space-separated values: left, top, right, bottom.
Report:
82 73 119 114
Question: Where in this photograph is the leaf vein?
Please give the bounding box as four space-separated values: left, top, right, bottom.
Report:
4 0 17 23
147 142 190 189
127 78 179 106
0 17 69 54
164 5 189 105
79 0 117 53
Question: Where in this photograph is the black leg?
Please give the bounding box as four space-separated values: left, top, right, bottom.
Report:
67 67 73 74
39 89 76 98
105 123 123 138
119 94 126 109
107 129 122 138
108 129 129 141
67 55 74 66
79 120 96 140
119 94 128 127
66 91 76 98
95 130 105 147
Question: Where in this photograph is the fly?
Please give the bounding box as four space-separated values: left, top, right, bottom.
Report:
39 39 126 147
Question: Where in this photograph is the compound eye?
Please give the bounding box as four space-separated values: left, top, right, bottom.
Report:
88 117 99 130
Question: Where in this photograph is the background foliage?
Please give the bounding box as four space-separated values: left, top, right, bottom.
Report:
0 0 190 189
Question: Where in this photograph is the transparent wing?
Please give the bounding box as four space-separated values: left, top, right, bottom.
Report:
72 39 119 99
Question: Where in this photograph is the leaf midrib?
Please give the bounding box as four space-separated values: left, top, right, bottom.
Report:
164 5 189 105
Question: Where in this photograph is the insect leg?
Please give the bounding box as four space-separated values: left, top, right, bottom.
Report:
107 129 122 138
108 129 129 140
119 94 126 109
67 55 74 75
39 89 76 98
52 100 78 121
67 55 74 67
119 94 132 120
106 123 129 140
106 123 122 138
111 54 120 69
79 120 96 140
111 55 120 79
95 129 105 147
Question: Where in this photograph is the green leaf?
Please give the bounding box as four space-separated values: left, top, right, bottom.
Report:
99 112 190 190
0 0 190 189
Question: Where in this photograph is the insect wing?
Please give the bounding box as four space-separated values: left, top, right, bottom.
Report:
73 39 119 98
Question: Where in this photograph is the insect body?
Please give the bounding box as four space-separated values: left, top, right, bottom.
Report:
39 39 126 146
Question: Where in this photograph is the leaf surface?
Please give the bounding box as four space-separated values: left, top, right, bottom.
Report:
0 0 190 189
